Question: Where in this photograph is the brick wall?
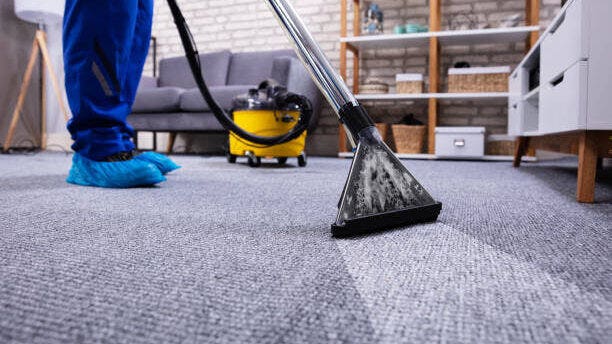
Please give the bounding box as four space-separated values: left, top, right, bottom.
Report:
148 0 561 156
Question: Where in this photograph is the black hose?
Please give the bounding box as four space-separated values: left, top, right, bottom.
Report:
166 0 310 145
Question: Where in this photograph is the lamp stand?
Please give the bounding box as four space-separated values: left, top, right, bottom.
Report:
2 29 70 152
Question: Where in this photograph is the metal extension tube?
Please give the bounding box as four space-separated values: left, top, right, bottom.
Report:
264 0 357 114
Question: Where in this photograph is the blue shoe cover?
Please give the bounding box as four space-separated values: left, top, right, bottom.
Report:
67 153 166 188
135 151 181 175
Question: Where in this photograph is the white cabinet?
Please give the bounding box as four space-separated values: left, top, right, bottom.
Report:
508 0 612 137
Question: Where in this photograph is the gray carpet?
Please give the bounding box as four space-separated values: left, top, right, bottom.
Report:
0 152 610 344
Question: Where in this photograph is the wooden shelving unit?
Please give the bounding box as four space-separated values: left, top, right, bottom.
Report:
338 0 540 155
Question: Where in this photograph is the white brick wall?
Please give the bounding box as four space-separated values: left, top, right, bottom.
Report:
147 0 561 156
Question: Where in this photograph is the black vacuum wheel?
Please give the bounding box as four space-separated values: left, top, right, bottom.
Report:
247 155 261 167
297 152 307 167
227 153 237 163
277 157 288 165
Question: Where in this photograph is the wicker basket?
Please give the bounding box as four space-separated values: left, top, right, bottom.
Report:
396 74 423 94
486 135 516 155
359 82 389 94
391 124 426 154
448 66 510 93
375 123 389 141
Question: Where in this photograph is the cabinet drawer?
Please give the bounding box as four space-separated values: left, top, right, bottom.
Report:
539 61 588 134
541 0 588 83
435 127 485 158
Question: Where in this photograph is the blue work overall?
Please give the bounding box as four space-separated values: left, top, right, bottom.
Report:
63 0 153 161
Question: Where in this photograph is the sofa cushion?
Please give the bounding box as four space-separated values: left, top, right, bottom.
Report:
138 75 158 89
180 85 255 112
226 50 295 85
159 50 231 88
132 87 184 113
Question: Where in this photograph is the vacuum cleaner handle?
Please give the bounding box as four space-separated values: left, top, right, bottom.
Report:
265 0 375 142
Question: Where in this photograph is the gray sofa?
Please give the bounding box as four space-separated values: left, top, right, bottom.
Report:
128 49 322 152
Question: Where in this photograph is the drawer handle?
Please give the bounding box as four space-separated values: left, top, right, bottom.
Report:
550 73 565 87
512 103 518 109
454 139 466 148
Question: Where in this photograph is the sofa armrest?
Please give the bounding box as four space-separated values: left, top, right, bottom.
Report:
274 56 323 133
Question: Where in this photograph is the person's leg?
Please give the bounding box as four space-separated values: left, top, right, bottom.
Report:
123 0 153 106
64 0 140 160
129 0 180 175
63 0 164 187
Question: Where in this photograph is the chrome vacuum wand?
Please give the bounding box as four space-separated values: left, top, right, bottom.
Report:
265 0 442 237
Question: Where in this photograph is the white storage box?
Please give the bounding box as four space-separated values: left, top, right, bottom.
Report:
435 127 485 158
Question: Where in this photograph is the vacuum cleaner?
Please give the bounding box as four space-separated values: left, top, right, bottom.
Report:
228 80 309 168
166 0 442 237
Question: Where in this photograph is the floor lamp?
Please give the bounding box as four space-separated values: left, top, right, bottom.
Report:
3 0 69 152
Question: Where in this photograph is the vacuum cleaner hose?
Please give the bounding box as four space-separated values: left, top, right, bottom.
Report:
166 0 311 146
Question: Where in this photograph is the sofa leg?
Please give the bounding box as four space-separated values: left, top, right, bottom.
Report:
133 131 139 150
167 132 177 154
152 131 157 152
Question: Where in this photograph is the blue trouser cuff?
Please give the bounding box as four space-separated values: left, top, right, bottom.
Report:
70 126 135 161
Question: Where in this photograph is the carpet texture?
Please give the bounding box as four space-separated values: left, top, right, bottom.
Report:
0 153 610 344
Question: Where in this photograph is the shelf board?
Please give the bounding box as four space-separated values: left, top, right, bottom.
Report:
355 92 510 101
343 32 431 49
341 26 540 50
437 26 539 45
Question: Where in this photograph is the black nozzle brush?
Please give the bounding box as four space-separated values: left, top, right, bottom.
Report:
332 106 441 237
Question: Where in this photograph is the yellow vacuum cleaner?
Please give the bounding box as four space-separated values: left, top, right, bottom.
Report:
227 81 308 167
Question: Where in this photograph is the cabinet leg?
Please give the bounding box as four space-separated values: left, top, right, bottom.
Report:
577 132 597 203
513 136 530 168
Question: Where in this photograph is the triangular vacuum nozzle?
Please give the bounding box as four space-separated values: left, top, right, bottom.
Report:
332 126 442 237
